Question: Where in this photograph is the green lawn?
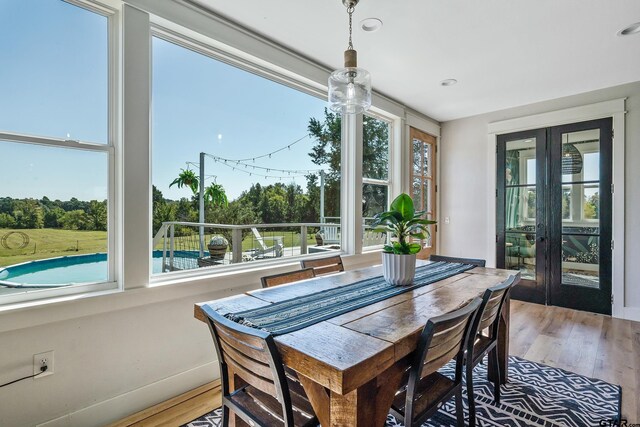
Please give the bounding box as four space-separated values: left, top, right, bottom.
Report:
0 228 107 267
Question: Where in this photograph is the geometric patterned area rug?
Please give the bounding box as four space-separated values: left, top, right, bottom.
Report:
183 356 621 427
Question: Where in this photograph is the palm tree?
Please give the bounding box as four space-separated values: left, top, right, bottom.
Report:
204 183 228 208
169 169 199 194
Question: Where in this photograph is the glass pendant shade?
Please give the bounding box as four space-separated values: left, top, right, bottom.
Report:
328 67 371 114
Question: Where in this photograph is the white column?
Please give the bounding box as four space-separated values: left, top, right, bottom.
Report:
122 4 151 288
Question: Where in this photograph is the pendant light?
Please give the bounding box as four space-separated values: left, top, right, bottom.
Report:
328 0 371 115
562 135 583 175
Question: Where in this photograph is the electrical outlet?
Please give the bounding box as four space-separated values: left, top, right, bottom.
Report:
33 351 54 378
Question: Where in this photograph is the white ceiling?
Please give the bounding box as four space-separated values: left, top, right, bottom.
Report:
191 0 640 122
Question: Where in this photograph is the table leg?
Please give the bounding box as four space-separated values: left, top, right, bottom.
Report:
298 374 331 427
329 379 377 427
488 293 510 384
300 359 407 427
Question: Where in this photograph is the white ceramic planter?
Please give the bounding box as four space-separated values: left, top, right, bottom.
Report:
382 252 417 286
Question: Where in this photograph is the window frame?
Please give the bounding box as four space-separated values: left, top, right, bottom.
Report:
0 0 119 306
148 25 347 282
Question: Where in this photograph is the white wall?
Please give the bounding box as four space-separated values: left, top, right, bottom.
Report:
439 80 640 319
0 252 383 427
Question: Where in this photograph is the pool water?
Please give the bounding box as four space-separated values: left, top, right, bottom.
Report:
0 251 199 286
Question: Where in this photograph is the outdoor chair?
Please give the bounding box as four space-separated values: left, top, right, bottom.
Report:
261 268 315 288
300 255 344 276
465 275 517 427
429 254 486 267
201 306 318 427
390 297 482 427
250 227 284 259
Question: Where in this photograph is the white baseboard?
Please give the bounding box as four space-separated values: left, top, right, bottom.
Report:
623 307 640 322
37 362 220 427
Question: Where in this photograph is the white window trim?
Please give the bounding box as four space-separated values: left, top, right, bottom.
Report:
487 98 627 319
0 0 120 307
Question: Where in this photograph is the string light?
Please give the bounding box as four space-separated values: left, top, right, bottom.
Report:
204 153 320 174
209 134 310 162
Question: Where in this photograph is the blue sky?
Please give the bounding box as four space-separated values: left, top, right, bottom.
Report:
152 37 327 200
0 0 327 202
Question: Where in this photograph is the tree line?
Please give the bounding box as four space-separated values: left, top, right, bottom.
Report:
153 180 328 241
0 197 108 231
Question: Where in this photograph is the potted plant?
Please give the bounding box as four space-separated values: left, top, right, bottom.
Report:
207 235 229 260
371 193 437 285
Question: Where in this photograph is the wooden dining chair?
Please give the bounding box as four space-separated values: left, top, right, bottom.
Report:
300 255 344 276
201 306 318 427
390 297 482 427
465 275 517 427
261 268 315 288
429 254 487 267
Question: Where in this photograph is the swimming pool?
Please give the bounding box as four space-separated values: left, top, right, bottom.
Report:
0 251 200 288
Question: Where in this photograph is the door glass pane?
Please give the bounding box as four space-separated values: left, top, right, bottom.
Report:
412 139 422 176
562 235 599 288
561 129 600 183
423 143 431 177
504 137 537 280
505 232 536 280
424 180 431 213
560 129 601 289
412 176 422 208
505 138 536 233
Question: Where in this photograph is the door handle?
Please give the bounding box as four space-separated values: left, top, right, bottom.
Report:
536 236 545 243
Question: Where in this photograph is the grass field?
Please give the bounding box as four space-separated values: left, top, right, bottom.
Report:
0 228 319 268
0 228 108 267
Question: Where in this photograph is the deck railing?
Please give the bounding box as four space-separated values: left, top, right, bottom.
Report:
153 221 386 273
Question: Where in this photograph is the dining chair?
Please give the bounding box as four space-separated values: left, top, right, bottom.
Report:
429 254 487 267
201 306 318 427
261 268 315 288
390 297 482 427
465 274 517 427
300 255 344 276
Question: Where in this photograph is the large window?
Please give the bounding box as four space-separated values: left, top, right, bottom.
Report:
0 0 112 303
151 35 339 275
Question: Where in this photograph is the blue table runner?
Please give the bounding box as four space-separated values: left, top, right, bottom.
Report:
225 261 475 336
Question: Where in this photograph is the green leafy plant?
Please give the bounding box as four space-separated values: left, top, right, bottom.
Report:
371 193 437 255
204 183 228 208
169 169 200 195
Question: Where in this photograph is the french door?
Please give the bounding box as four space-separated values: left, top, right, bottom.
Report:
410 127 437 259
496 118 612 314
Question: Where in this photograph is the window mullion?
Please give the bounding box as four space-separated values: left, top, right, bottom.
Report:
121 4 151 289
341 114 363 255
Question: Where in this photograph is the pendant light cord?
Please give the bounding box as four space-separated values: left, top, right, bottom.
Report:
347 4 354 50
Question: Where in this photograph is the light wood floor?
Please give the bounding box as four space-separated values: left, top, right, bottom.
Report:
114 301 640 425
509 300 640 421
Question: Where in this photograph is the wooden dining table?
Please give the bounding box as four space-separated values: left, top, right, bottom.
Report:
194 260 519 426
